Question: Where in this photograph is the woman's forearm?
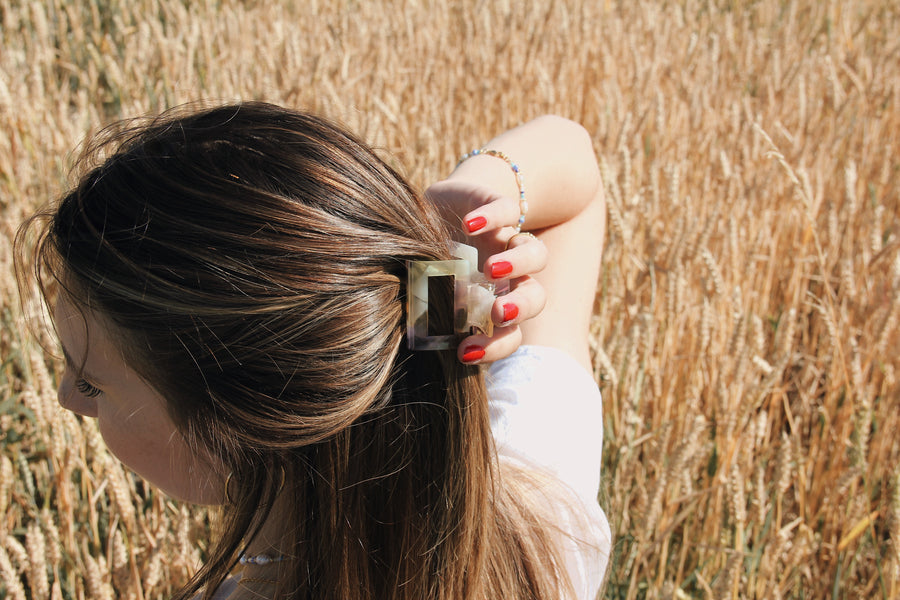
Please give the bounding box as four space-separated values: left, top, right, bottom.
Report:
447 115 601 231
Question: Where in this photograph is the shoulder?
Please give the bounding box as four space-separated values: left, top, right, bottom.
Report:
486 345 604 503
488 346 610 598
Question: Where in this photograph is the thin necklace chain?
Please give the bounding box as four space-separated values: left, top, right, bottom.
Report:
239 553 288 566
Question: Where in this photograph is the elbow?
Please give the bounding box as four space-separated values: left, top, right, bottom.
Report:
533 114 601 203
532 114 593 147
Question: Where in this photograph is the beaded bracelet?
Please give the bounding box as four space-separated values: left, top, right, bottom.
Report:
457 148 528 233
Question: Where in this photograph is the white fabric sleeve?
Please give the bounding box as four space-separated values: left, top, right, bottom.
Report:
486 345 610 599
487 345 605 504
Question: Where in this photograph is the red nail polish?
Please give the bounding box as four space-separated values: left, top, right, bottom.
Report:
461 346 485 363
502 303 519 323
465 216 487 233
490 261 513 278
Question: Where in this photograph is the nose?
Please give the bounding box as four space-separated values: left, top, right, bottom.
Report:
57 381 99 418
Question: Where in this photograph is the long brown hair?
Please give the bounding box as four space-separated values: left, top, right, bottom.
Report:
23 102 570 599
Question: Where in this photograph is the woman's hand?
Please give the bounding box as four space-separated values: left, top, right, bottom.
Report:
425 179 548 364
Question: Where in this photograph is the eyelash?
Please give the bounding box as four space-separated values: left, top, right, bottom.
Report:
75 378 103 398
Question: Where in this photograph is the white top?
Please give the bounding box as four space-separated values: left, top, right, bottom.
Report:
487 345 610 599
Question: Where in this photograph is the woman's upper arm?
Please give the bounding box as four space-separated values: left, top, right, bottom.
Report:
518 188 605 372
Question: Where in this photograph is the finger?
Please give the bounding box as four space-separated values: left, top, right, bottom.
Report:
461 194 522 235
425 180 505 234
482 236 548 280
504 230 543 251
458 325 523 365
492 276 547 326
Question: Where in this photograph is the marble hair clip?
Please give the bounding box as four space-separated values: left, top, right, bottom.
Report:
406 242 509 350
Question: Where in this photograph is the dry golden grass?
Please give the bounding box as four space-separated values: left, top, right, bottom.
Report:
1 0 898 598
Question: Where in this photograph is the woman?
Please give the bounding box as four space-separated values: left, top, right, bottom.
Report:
22 103 609 599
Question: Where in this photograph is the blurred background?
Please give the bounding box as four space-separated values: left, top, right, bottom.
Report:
1 1 898 598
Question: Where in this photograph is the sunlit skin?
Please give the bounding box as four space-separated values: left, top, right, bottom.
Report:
53 293 226 505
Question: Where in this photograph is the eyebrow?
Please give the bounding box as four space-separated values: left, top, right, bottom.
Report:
60 344 105 386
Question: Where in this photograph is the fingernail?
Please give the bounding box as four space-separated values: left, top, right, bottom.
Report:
490 261 513 278
502 303 519 323
461 345 485 363
465 216 487 233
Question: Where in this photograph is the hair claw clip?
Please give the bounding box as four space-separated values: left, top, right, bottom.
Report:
406 242 509 350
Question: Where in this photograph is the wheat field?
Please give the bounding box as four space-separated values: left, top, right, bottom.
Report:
1 1 898 598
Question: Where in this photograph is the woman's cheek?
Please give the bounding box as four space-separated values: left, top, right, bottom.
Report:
96 408 227 505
